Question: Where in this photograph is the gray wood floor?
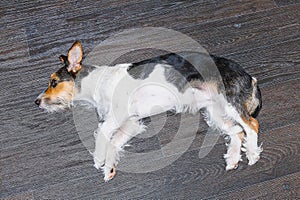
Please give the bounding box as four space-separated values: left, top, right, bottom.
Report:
1 0 299 199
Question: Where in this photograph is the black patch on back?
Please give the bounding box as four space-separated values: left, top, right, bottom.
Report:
161 53 205 92
127 52 261 117
127 62 156 79
210 55 256 117
128 53 205 92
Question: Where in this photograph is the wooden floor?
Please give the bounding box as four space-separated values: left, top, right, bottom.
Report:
1 0 299 199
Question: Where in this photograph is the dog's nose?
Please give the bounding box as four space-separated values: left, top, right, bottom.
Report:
35 98 41 106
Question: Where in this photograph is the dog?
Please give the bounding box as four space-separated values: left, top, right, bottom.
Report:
35 41 262 181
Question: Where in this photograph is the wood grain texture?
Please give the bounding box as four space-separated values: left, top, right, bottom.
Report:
21 123 299 200
273 0 300 6
1 0 299 199
211 172 300 199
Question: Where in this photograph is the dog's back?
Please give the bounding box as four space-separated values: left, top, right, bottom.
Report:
129 52 262 119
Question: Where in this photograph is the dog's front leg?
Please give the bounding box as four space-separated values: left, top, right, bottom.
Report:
93 123 109 169
103 116 146 181
93 117 119 181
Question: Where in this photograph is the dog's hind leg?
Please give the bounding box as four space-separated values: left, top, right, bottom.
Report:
223 126 244 170
241 116 262 165
224 104 262 166
205 101 244 170
102 116 146 181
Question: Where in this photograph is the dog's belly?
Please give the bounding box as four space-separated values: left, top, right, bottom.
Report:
129 83 184 117
101 64 216 119
128 83 212 118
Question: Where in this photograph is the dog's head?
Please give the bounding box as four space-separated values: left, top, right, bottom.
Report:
35 41 83 112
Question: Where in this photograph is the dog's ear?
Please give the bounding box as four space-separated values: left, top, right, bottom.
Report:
67 41 83 73
59 55 68 65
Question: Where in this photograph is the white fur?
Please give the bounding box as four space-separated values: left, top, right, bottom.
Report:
75 63 261 181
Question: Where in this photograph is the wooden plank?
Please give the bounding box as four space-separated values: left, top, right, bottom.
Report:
1 78 299 198
146 123 300 199
258 79 300 132
274 0 300 6
1 0 299 199
188 5 300 56
211 172 300 199
22 123 299 199
0 1 276 69
2 192 34 200
225 40 300 87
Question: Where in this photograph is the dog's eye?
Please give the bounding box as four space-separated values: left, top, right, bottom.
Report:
51 79 58 88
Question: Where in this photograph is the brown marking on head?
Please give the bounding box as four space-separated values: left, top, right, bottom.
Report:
50 72 60 82
36 68 76 112
35 41 84 112
242 116 259 134
43 79 74 101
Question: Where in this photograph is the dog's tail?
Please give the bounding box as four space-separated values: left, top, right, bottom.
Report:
246 77 262 118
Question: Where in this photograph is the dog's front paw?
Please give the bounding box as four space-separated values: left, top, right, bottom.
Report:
94 155 117 182
102 165 116 182
94 142 119 182
93 156 105 169
103 142 119 180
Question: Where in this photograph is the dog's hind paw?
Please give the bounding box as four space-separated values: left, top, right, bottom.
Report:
247 152 260 166
226 163 239 171
246 145 262 166
224 153 241 171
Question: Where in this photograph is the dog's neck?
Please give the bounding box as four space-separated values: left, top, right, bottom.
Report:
73 64 102 104
72 63 132 112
